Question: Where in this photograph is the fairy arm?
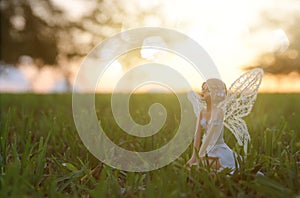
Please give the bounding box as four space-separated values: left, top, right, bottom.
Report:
198 109 224 157
187 111 203 165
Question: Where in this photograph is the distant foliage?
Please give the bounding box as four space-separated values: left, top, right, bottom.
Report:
246 13 300 75
0 0 164 67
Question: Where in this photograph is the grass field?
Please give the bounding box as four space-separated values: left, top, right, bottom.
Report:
0 93 299 197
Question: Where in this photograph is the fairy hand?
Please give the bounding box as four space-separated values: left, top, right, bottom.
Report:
187 155 198 166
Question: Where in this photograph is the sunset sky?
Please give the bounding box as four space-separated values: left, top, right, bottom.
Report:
1 0 300 93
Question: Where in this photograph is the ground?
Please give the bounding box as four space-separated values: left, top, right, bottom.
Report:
0 93 299 197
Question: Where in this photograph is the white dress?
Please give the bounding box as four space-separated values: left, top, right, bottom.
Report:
200 117 237 170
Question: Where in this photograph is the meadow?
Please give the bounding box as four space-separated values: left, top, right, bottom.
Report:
0 93 299 197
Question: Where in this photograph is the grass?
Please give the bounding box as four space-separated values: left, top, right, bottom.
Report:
0 93 299 197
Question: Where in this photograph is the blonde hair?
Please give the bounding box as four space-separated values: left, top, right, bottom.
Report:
205 79 227 104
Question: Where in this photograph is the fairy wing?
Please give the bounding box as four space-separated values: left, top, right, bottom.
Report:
220 68 264 153
187 90 206 117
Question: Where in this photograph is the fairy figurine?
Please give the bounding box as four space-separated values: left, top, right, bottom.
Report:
186 68 263 171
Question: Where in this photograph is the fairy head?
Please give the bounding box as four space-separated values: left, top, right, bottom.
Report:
201 79 227 104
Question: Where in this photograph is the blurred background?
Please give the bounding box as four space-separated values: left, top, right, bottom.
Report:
1 0 300 93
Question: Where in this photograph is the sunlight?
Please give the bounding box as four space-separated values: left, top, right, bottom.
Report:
260 72 300 93
146 0 299 92
96 61 123 92
156 0 280 85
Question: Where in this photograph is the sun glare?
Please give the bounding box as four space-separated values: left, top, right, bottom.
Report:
120 0 294 92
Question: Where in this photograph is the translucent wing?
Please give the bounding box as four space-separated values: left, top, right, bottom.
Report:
219 68 264 153
187 90 206 117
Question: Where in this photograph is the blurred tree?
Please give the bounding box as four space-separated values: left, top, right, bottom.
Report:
0 0 64 65
0 0 165 67
245 12 300 75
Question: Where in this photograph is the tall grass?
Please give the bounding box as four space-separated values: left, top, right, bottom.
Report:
0 93 299 197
